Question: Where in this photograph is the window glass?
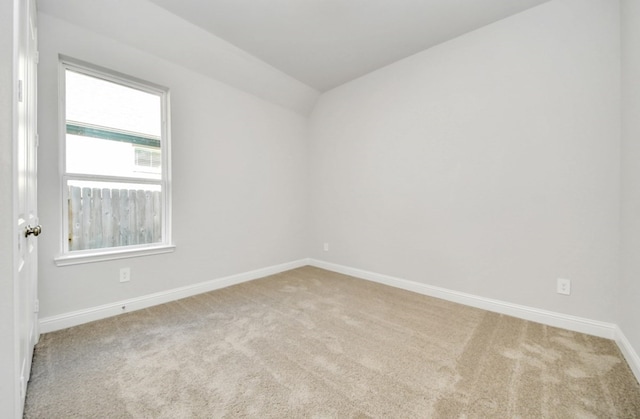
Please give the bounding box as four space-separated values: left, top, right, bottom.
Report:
60 59 171 257
65 70 162 180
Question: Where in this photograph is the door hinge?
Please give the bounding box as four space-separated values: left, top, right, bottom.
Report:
35 133 39 147
18 80 23 103
34 51 39 64
34 299 39 313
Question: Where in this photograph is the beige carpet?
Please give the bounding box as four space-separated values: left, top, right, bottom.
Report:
25 266 640 418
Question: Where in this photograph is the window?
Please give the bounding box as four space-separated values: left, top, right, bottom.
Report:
134 147 162 174
56 57 173 265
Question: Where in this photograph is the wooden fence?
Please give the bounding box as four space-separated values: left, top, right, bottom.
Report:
68 186 162 251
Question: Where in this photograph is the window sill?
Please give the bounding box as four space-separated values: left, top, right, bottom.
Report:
54 244 176 266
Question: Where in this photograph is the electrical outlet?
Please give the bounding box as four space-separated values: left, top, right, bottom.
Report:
323 243 329 251
557 278 571 295
120 267 131 283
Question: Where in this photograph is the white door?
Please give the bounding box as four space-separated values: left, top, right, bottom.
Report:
15 0 39 411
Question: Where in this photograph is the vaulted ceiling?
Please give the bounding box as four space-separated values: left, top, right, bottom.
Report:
37 0 551 114
147 0 550 91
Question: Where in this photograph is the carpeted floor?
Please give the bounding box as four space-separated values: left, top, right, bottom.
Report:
24 266 640 418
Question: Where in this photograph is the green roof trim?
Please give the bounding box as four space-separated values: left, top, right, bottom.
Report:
66 123 161 148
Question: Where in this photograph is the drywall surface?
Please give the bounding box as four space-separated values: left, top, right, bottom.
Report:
309 0 621 322
36 0 319 117
620 0 640 360
37 14 309 318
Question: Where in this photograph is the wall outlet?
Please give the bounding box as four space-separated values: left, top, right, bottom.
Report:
120 267 131 283
557 278 571 295
323 243 329 251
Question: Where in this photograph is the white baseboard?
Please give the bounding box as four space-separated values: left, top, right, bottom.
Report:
615 326 640 384
39 258 310 334
309 259 616 340
39 257 640 384
310 259 640 383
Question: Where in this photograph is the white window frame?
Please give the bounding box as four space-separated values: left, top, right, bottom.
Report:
55 56 174 266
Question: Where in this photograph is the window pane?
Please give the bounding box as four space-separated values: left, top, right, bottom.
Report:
67 179 163 251
66 133 161 179
65 70 162 180
66 70 161 136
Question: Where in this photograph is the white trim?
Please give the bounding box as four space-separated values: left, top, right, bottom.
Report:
39 258 640 383
54 244 176 266
39 258 309 333
615 326 640 383
309 259 616 339
59 55 168 95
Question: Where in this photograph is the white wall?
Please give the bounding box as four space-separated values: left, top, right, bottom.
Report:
36 0 639 368
309 0 621 322
620 0 640 361
37 14 309 318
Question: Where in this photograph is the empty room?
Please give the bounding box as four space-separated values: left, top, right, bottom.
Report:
2 0 640 417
